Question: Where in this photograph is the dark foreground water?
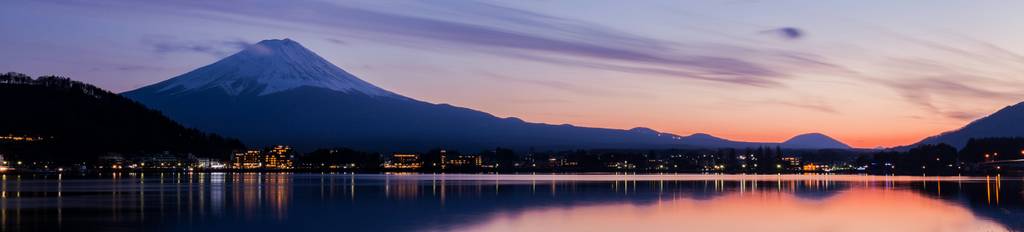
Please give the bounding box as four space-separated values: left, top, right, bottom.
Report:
0 173 1021 232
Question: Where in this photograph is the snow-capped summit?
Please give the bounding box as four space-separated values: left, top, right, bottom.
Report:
141 38 400 97
124 38 858 152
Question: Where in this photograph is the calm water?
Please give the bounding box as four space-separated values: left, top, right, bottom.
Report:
0 173 1021 232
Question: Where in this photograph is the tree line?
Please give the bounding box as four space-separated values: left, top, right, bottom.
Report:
0 72 245 162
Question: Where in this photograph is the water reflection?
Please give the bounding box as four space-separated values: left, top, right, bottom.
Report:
0 173 1020 231
462 188 1005 232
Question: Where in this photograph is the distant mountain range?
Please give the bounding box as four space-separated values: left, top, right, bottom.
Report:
124 39 852 152
913 101 1024 149
782 133 851 149
0 73 244 160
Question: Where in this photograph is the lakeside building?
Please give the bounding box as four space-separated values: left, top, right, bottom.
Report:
550 156 578 168
97 153 126 169
88 152 231 171
444 154 482 168
802 163 831 172
233 149 264 169
233 145 295 170
0 134 45 142
265 145 294 169
9 139 1022 174
0 154 9 172
137 152 181 169
782 157 801 166
194 158 226 169
384 153 422 169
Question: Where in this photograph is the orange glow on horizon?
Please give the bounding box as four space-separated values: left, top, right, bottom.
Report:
481 102 975 149
461 188 1007 232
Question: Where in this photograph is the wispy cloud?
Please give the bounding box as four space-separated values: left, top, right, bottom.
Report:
499 52 779 87
141 35 250 58
771 99 838 114
480 71 651 98
325 38 349 45
878 74 1017 120
761 27 804 40
54 0 837 87
823 27 1024 121
42 1 1024 120
863 55 1024 120
728 96 839 114
88 64 164 72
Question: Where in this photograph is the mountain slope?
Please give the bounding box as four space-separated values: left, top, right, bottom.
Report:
128 85 697 151
914 102 1024 148
781 133 851 149
677 133 772 148
124 38 851 152
0 72 244 161
125 39 696 151
133 39 399 97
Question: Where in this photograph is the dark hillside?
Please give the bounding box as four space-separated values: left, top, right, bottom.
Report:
0 72 244 161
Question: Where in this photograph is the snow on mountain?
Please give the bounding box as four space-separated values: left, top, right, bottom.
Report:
124 39 692 151
144 38 400 97
124 38 857 151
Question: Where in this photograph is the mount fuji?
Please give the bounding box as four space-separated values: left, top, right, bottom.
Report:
124 39 849 151
129 39 399 97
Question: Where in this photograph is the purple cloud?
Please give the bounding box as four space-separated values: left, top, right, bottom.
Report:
479 71 652 98
871 67 1022 120
760 27 803 40
52 0 838 87
142 36 250 58
773 100 837 114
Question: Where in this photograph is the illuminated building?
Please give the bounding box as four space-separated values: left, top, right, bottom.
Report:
265 145 294 169
233 149 264 169
781 157 801 166
97 154 126 169
445 154 482 167
138 152 181 169
232 145 294 169
439 149 447 169
194 158 226 169
802 163 831 172
384 153 422 169
0 134 45 142
0 154 9 172
609 161 637 169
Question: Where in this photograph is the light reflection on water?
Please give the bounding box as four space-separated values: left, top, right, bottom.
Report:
0 173 1020 232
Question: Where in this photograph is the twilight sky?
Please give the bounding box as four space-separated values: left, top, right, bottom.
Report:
4 0 1024 148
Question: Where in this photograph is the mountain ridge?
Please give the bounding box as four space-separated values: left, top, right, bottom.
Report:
781 133 852 149
912 101 1024 149
124 38 852 152
133 38 401 97
0 72 245 160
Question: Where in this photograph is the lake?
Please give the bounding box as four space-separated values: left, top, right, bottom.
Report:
0 173 1021 231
